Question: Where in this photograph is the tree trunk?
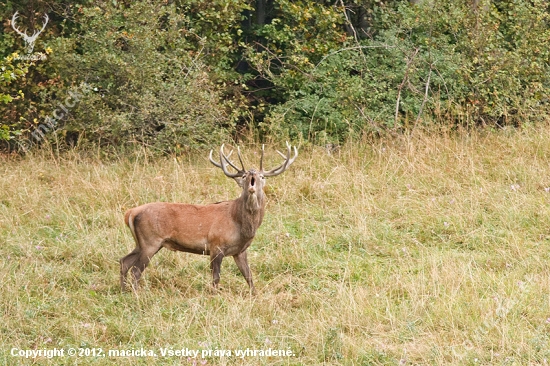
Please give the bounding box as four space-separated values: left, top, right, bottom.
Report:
256 0 266 25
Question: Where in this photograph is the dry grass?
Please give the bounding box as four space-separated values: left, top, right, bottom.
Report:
2 126 550 365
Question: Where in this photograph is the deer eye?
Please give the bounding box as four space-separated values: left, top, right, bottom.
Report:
260 175 265 180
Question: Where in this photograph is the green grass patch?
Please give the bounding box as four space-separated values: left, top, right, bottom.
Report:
3 127 550 364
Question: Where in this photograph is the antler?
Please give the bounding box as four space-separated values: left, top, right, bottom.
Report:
209 144 246 178
210 143 297 178
262 142 298 177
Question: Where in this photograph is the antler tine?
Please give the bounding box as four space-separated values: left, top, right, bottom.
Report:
219 144 244 178
36 14 49 36
28 13 48 41
209 148 234 168
209 146 234 168
209 144 244 178
221 146 242 172
208 149 222 168
262 142 298 177
236 146 246 172
275 149 287 159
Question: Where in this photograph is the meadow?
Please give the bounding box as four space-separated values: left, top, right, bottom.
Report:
2 126 550 365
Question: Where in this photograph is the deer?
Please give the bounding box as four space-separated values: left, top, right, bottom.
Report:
120 143 298 294
11 12 49 54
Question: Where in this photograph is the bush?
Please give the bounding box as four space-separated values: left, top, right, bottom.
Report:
47 1 235 152
252 0 550 142
0 0 83 151
2 0 550 150
0 55 29 142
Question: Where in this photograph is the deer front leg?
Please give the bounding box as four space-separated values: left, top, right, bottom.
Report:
210 250 225 292
234 250 256 295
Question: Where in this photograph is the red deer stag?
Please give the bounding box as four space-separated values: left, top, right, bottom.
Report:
120 143 298 294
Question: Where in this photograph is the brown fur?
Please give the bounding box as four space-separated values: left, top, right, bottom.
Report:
120 145 297 294
120 171 266 294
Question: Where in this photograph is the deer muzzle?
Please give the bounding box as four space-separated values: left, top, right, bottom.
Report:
248 177 256 193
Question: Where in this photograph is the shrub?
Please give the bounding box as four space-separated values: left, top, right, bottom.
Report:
0 55 29 142
251 0 550 142
48 1 236 151
3 0 550 149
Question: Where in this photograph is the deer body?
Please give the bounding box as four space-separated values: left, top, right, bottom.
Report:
120 145 296 294
125 199 265 255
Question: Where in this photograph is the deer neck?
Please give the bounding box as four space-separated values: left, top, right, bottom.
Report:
233 192 265 239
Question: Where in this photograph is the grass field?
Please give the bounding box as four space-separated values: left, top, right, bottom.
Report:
2 126 550 365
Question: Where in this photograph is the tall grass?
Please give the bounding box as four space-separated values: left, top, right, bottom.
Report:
2 126 550 364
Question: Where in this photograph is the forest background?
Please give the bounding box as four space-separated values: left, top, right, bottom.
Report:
1 0 550 152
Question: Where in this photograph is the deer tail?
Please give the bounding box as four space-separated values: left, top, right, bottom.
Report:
125 209 138 245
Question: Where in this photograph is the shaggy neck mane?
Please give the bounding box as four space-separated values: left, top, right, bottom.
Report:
234 192 265 239
246 191 260 212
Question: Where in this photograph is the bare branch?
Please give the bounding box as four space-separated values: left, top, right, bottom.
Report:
395 48 420 126
415 66 433 128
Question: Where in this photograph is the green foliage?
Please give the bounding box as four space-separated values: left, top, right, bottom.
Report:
176 0 251 80
253 0 550 142
0 1 80 149
0 55 29 141
0 55 27 104
2 0 550 150
244 0 349 142
50 1 235 151
453 0 550 124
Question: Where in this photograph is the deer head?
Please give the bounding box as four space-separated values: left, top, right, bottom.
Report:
209 142 298 211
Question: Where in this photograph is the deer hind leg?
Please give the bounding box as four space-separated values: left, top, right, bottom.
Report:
128 244 162 290
120 248 140 291
210 250 225 292
233 250 256 295
120 240 163 291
